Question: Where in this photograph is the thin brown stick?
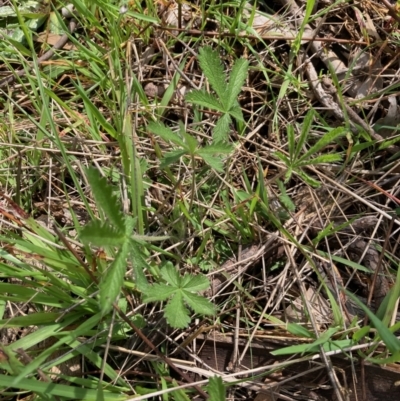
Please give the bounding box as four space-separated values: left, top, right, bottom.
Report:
158 26 369 45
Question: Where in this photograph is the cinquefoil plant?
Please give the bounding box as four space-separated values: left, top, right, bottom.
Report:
186 46 249 142
143 262 215 329
80 168 216 328
79 168 163 315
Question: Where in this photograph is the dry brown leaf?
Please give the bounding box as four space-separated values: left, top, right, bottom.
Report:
35 33 76 50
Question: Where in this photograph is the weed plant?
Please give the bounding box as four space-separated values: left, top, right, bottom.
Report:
0 0 399 400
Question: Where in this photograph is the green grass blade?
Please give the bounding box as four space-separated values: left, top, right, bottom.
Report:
294 109 314 160
344 289 400 354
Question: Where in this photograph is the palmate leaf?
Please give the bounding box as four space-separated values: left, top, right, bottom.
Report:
199 143 234 154
186 90 225 112
148 122 186 148
196 153 224 172
227 104 244 121
142 283 177 302
99 240 130 315
143 264 215 328
197 142 234 171
181 272 211 291
226 58 249 109
182 291 215 315
85 167 124 229
160 263 181 287
197 46 227 101
213 113 232 142
130 241 149 292
182 129 198 154
80 220 125 247
160 149 187 169
164 293 191 328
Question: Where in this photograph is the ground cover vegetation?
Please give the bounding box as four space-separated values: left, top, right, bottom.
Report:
0 0 400 399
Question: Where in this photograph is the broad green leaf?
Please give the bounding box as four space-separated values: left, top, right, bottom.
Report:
299 126 346 162
142 283 177 302
199 143 234 154
197 153 224 172
148 122 186 148
186 90 225 112
99 240 130 315
160 263 181 287
48 11 65 34
80 220 125 247
197 46 227 101
207 376 225 401
213 114 232 142
182 130 198 154
344 289 400 354
226 58 249 109
181 274 210 291
182 292 215 315
130 242 149 292
228 104 244 121
85 168 125 229
160 149 187 168
164 293 191 328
